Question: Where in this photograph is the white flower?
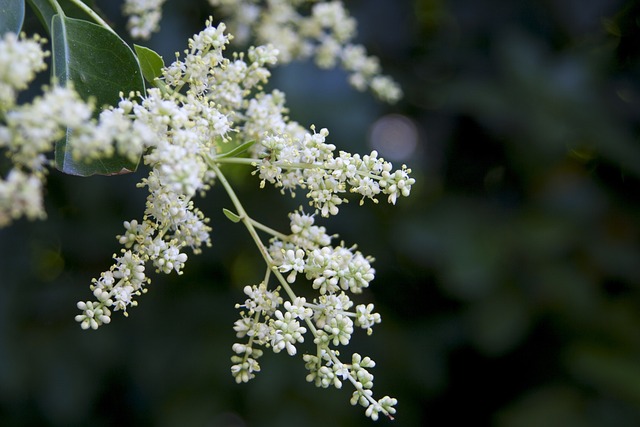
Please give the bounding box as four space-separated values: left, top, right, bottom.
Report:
313 292 353 329
207 0 401 103
233 316 253 338
153 243 188 274
0 33 48 107
248 44 279 66
241 283 282 315
354 303 381 334
371 75 403 104
113 250 146 287
316 365 341 388
278 248 306 283
311 1 356 43
380 164 415 205
112 284 137 312
75 301 112 330
314 36 341 68
270 310 306 356
0 170 44 226
93 271 117 291
243 91 289 142
333 362 350 381
230 355 261 383
323 313 354 346
284 296 313 320
123 0 167 39
289 208 331 249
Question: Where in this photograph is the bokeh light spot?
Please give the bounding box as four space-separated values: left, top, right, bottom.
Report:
368 114 419 162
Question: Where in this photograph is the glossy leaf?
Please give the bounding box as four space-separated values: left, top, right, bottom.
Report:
26 0 101 33
0 0 25 35
134 44 164 85
51 14 145 176
25 0 56 33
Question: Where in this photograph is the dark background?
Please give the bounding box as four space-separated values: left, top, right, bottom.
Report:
2 0 640 425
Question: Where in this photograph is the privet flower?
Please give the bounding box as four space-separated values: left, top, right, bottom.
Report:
121 0 402 102
233 205 397 419
123 0 167 39
3 15 410 421
0 33 99 227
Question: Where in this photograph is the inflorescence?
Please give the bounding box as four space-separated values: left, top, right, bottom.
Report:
124 0 402 103
1 9 413 421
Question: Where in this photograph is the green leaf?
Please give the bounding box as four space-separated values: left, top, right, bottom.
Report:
51 14 145 176
0 0 25 35
27 0 101 33
56 0 99 21
223 208 242 223
216 140 256 159
134 44 165 85
25 0 56 33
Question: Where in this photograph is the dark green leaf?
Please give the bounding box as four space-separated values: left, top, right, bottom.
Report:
0 0 25 35
134 44 165 85
57 0 99 22
26 0 101 33
51 14 145 176
216 140 256 159
222 208 242 223
25 0 56 33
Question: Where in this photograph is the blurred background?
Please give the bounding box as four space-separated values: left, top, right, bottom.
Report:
2 0 640 425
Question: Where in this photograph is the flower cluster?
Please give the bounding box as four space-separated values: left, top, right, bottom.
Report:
121 0 402 102
252 127 415 216
123 0 168 39
3 11 411 420
73 18 291 329
0 33 47 107
76 19 251 328
74 174 212 329
209 0 403 102
0 33 96 227
231 208 395 420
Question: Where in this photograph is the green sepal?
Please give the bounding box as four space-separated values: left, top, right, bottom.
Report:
223 208 242 223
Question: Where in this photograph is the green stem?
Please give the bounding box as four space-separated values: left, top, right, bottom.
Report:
213 157 257 166
304 302 357 318
213 156 384 181
212 162 389 417
262 266 272 287
211 163 272 264
154 79 172 96
211 162 320 337
67 0 117 35
249 217 290 241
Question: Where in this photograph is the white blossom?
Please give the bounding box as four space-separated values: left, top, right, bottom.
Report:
0 33 48 107
207 0 401 102
269 310 306 356
240 283 282 315
123 0 167 39
0 15 409 421
278 248 306 283
283 296 313 320
0 169 45 226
